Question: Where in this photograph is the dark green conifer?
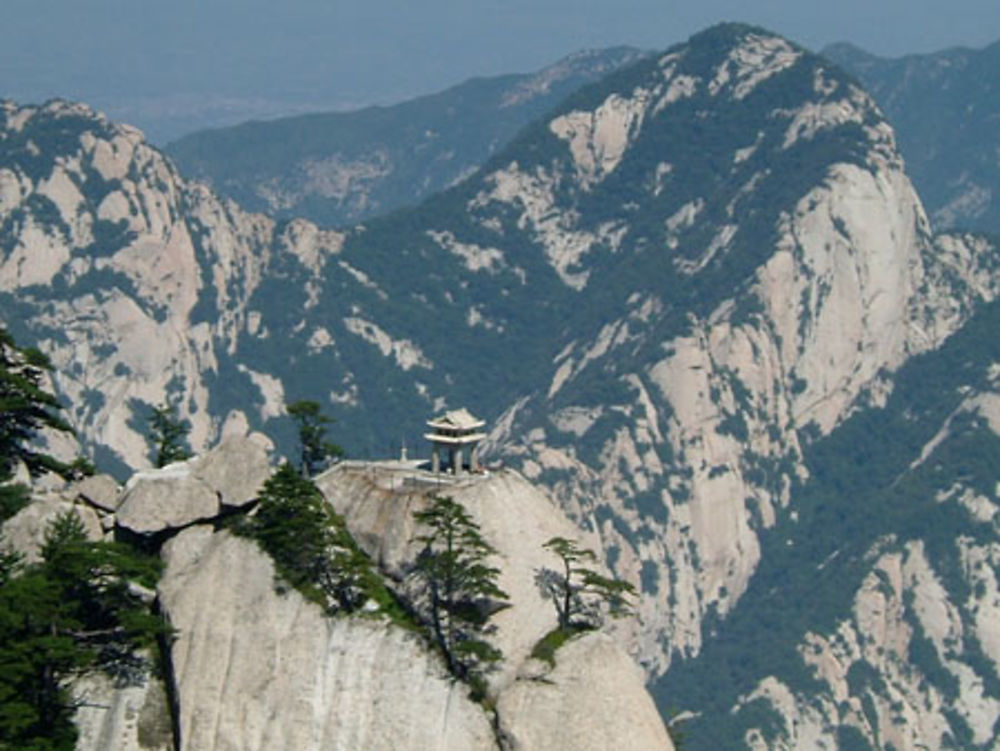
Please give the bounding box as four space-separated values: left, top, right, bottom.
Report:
412 495 509 684
0 512 165 750
147 401 192 468
242 462 375 614
0 327 75 521
538 536 635 630
286 400 344 478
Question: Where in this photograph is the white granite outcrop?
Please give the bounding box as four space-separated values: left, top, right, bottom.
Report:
315 464 674 751
158 525 498 751
1 494 103 562
497 632 674 751
116 435 270 535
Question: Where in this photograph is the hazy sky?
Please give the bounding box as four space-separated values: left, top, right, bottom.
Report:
3 0 999 141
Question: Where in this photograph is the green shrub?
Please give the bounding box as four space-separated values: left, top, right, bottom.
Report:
530 624 594 666
237 462 379 615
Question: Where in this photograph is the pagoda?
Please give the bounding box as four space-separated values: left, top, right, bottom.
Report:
425 408 486 474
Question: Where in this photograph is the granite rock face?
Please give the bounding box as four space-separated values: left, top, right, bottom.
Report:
497 632 674 751
189 434 270 508
1 494 103 562
116 435 271 535
72 473 122 512
824 40 1000 235
480 42 1000 683
157 526 498 751
72 673 173 751
2 429 673 751
116 466 219 535
316 465 609 683
0 98 344 471
316 464 674 750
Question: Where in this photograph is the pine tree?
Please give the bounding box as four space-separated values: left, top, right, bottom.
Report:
0 327 75 522
0 511 165 750
147 401 191 468
537 536 635 631
412 496 509 684
241 462 375 614
0 330 164 749
286 400 344 477
0 328 73 478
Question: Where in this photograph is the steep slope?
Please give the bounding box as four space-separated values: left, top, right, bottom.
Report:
0 98 345 474
158 525 498 751
165 48 644 227
660 295 1000 750
452 24 997 684
2 449 673 751
824 39 1000 234
314 464 674 751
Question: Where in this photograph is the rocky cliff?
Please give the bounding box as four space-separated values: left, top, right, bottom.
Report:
0 97 345 473
468 25 999 687
661 295 1000 749
1 443 673 751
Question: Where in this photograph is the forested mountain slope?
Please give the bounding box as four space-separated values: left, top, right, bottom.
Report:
660 292 1000 748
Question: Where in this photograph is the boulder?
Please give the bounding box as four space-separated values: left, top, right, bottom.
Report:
496 632 674 751
116 437 273 536
0 496 102 562
73 473 122 512
116 464 218 536
189 435 270 509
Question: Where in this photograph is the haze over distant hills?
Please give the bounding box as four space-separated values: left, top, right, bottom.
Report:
4 22 1000 750
165 47 645 228
5 0 999 146
166 34 1000 241
825 38 1000 234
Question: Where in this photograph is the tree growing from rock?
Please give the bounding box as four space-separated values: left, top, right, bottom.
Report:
411 495 509 686
0 511 165 750
241 462 377 614
0 327 75 521
286 400 344 477
147 400 192 468
537 536 635 631
0 329 165 749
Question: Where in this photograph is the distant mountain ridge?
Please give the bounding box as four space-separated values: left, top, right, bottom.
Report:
824 38 1000 234
165 47 645 228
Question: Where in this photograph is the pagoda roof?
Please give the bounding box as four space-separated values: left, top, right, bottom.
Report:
423 431 488 445
427 407 485 431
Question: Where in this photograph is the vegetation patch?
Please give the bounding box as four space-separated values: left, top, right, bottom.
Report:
530 624 594 666
232 463 385 616
0 512 167 750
